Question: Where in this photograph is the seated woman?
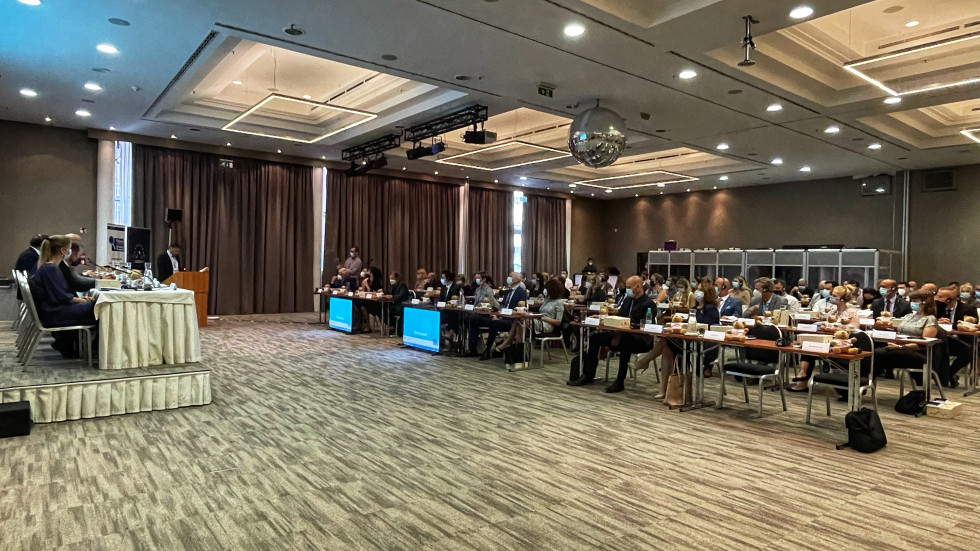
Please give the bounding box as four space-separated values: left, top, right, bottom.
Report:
357 266 385 332
960 282 977 309
670 277 695 309
413 268 429 292
526 272 545 298
730 275 751 307
384 272 411 335
860 287 878 310
28 235 98 358
578 274 607 305
493 278 564 353
788 285 861 391
466 272 500 356
874 290 947 384
659 279 720 388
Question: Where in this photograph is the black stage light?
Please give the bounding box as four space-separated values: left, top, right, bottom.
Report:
345 155 387 177
463 130 497 144
406 141 446 160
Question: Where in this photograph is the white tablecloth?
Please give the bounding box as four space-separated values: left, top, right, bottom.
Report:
93 289 202 370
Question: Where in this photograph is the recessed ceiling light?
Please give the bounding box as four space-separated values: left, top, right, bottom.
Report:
604 189 612 193
771 157 783 165
18 0 41 5
884 96 902 105
876 187 886 193
590 193 595 197
635 194 639 197
686 188 691 192
719 175 729 181
226 142 231 146
824 125 840 134
657 183 666 188
75 109 91 117
170 134 177 139
766 103 783 112
465 176 469 179
44 116 51 122
96 43 119 54
302 94 312 99
568 183 576 188
660 191 663 195
519 176 527 180
109 126 115 130
321 155 326 160
494 179 499 183
905 20 919 28
678 69 697 80
19 88 37 97
84 82 102 91
716 143 729 150
789 6 814 19
868 142 882 150
800 165 811 172
277 149 282 153
564 23 585 37
402 167 407 170
232 80 242 85
434 171 439 175
713 186 718 190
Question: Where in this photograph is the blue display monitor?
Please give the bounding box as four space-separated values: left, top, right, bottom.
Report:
328 296 353 332
402 307 441 352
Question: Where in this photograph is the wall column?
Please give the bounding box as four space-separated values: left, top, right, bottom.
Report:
95 139 115 265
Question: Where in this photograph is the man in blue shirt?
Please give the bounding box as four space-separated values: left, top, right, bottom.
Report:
715 277 743 318
479 272 528 361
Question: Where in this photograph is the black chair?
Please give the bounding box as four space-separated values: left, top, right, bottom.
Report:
718 324 785 417
806 330 877 424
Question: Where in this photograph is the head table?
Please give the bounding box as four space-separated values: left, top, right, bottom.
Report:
93 289 202 370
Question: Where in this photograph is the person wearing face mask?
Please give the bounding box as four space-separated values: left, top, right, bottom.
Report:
670 277 695 309
897 281 910 299
936 286 977 387
432 270 461 305
716 277 743 318
494 279 566 355
581 258 597 274
729 276 751 306
648 273 669 303
772 279 800 313
658 278 721 386
356 266 385 332
959 283 977 308
28 235 98 358
870 278 911 319
578 274 607 305
570 276 654 393
379 272 410 336
58 238 97 293
747 277 789 316
526 272 545 298
809 280 838 312
479 272 528 361
343 246 363 275
791 279 813 300
874 290 950 387
861 287 878 309
465 272 500 357
413 268 429 292
787 286 861 392
560 269 573 291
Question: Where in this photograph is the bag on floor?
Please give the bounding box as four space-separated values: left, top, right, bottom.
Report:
568 355 581 382
664 368 692 407
837 408 887 453
504 343 525 365
895 390 925 415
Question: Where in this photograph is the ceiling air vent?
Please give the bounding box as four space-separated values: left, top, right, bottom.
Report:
920 169 956 193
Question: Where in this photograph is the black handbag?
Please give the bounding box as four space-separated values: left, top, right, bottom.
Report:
568 355 581 382
837 407 887 453
504 343 526 365
895 390 926 415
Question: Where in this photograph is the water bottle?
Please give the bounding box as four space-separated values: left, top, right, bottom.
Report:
645 307 653 326
688 308 697 333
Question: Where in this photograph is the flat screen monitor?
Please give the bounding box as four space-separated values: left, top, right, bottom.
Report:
573 274 583 286
125 226 152 263
328 296 353 332
402 307 441 352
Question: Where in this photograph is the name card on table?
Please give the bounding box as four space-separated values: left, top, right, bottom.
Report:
585 317 601 326
939 323 953 332
437 301 447 307
348 291 355 296
797 323 819 332
501 308 514 315
411 299 421 305
589 304 601 311
704 330 727 342
366 293 373 299
872 330 898 340
802 341 831 353
859 318 875 327
795 313 811 321
737 318 757 326
858 309 873 318
464 304 475 311
657 303 669 310
643 324 664 334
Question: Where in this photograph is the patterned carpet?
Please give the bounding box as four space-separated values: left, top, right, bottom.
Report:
2 313 979 550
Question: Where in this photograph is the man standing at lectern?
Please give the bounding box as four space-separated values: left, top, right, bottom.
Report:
156 243 181 282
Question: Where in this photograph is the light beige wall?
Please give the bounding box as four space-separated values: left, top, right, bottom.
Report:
1 121 97 267
907 164 980 284
569 197 606 273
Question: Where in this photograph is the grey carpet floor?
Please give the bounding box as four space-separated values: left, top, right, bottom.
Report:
2 313 980 550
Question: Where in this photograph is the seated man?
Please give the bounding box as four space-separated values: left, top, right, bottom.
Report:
870 278 911 319
937 287 978 387
570 276 653 393
810 280 837 312
772 279 800 313
747 277 788 316
479 272 527 360
716 277 743 318
466 272 500 356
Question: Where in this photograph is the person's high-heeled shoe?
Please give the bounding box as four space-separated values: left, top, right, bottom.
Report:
633 362 651 376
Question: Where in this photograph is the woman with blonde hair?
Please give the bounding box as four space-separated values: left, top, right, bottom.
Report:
730 275 751 306
29 235 97 358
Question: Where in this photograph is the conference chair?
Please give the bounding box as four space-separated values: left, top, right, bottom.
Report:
14 271 95 369
806 330 877 424
718 324 786 417
894 337 948 401
534 329 568 369
10 269 27 332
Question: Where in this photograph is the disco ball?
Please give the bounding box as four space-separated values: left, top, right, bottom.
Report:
567 106 628 168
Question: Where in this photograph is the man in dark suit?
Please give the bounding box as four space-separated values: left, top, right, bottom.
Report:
479 272 528 360
937 286 978 387
155 243 181 282
870 278 912 319
14 234 48 299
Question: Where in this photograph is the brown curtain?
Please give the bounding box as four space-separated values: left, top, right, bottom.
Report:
523 194 568 275
466 187 512 283
325 171 460 282
132 145 314 315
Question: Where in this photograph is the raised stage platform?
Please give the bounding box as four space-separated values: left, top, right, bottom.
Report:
0 322 211 424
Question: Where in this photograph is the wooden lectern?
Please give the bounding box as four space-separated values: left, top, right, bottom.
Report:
164 268 210 327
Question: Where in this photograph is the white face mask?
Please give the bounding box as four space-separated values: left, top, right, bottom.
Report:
350 252 356 258
506 276 513 285
389 279 396 285
62 248 70 258
732 281 741 289
543 289 548 297
752 289 762 299
897 288 907 297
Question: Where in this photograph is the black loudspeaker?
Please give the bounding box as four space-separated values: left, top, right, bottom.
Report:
166 208 183 222
0 401 32 438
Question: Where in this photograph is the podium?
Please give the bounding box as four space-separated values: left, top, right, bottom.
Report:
164 268 210 327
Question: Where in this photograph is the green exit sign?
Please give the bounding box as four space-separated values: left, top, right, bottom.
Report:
537 85 554 98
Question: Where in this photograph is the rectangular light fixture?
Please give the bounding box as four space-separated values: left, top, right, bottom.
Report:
434 141 570 171
573 170 698 191
843 31 980 97
222 94 376 143
961 128 980 144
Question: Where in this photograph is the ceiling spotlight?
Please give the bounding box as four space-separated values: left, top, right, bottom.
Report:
884 96 902 105
170 134 177 139
678 69 697 80
75 109 91 117
302 94 312 99
519 176 527 180
657 183 666 188
434 171 439 175
660 191 664 195
686 188 691 192
590 193 595 197
321 156 326 160
84 82 102 91
766 103 783 112
717 143 729 150
868 142 882 150
800 165 811 172
109 126 115 130
96 43 119 54
44 116 51 122
905 20 919 27
719 175 729 181
604 189 612 193
789 6 814 19
771 158 783 165
824 125 840 134
564 23 585 37
494 180 499 183
19 88 37 97
402 167 407 170
713 186 718 190
278 149 283 154
283 24 305 36
18 0 41 6
738 15 759 67
569 183 577 188
345 155 387 177
232 80 242 85
226 142 231 146
407 141 446 160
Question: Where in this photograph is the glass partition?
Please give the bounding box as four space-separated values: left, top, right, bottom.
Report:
807 249 841 285
693 250 718 281
718 250 745 281
668 250 693 281
647 251 670 280
841 249 879 288
745 249 774 282
774 249 805 288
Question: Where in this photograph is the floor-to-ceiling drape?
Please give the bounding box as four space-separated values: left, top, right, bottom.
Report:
466 186 512 283
523 194 567 275
325 171 460 283
132 145 314 315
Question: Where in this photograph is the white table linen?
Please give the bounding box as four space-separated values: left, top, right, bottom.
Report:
93 289 202 370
